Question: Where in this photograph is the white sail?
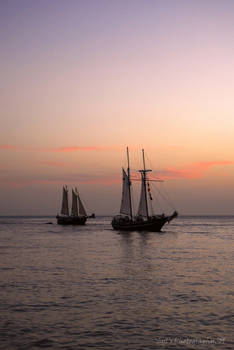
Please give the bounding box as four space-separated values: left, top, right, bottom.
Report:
71 188 78 216
120 168 131 216
137 174 148 217
61 186 69 216
78 193 87 216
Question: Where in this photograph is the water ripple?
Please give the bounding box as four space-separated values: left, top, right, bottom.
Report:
0 215 233 349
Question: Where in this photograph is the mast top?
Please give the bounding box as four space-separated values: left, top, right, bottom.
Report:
139 149 152 173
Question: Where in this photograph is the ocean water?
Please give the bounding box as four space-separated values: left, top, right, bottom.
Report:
0 216 233 350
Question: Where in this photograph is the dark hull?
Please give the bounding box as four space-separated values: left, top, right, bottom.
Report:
112 212 178 232
56 215 87 225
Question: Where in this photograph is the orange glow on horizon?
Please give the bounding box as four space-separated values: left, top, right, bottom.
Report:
1 160 233 189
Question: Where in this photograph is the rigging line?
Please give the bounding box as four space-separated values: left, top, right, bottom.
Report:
144 151 165 183
156 183 176 210
144 151 154 170
150 184 165 213
147 160 177 211
156 182 173 206
161 184 177 210
150 181 174 214
144 151 160 175
134 147 148 174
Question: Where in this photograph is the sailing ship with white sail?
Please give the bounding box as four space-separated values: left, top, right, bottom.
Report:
56 186 88 225
111 148 178 231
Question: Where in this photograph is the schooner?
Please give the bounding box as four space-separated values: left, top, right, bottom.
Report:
111 148 178 231
56 186 88 225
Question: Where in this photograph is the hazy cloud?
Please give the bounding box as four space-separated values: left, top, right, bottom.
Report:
0 144 19 150
157 161 234 179
1 159 233 189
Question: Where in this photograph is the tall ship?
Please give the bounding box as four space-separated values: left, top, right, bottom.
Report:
111 148 178 232
56 186 88 225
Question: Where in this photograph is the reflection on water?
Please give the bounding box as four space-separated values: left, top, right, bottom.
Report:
0 216 233 349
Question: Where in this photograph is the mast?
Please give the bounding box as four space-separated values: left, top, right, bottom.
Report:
127 147 133 220
142 149 149 219
138 149 152 219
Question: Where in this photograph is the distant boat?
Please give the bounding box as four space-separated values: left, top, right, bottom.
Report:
111 147 178 232
56 186 88 225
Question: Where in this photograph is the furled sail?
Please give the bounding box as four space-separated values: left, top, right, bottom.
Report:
120 168 131 216
78 194 87 216
71 188 78 216
61 185 69 216
137 174 148 217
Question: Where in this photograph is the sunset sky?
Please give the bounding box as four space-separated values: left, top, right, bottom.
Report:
1 0 234 215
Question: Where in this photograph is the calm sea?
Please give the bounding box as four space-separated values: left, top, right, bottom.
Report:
0 216 233 350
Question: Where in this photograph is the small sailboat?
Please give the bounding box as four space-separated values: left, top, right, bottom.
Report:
56 186 88 225
111 148 178 232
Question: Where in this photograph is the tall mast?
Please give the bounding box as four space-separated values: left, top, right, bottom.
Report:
142 149 149 219
127 147 133 220
140 149 152 219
